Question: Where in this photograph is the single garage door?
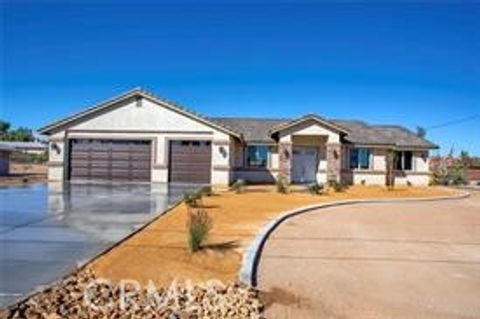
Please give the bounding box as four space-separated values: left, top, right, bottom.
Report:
169 140 212 184
69 139 151 182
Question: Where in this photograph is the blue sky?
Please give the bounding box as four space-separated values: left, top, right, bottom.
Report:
2 1 479 155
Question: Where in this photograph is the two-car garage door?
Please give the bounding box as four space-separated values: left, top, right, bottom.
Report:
68 139 212 184
69 139 152 182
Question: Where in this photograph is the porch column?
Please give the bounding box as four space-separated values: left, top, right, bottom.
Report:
279 142 292 183
326 143 342 183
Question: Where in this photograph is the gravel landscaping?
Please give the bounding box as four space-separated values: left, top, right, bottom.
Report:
4 270 264 319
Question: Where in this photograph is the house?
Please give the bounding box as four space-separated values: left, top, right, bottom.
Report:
0 141 48 155
0 143 14 176
38 88 437 186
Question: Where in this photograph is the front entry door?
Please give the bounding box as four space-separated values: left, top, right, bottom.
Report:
292 146 318 183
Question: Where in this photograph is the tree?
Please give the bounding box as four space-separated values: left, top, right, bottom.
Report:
0 120 10 135
416 126 426 138
11 127 34 142
0 120 35 142
385 149 396 190
460 150 470 166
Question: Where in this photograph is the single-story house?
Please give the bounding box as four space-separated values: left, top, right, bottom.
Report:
38 88 437 186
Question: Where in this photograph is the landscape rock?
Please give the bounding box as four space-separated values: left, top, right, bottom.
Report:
5 269 264 319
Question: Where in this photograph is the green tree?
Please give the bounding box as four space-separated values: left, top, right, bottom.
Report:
0 120 11 135
460 150 470 166
11 127 34 142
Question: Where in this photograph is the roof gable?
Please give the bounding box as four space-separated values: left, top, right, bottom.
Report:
38 88 242 139
269 114 349 138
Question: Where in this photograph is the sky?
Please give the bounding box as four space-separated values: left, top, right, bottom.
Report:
2 1 479 155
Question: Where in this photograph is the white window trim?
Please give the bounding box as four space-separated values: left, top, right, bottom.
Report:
348 147 372 171
244 144 271 169
395 151 414 172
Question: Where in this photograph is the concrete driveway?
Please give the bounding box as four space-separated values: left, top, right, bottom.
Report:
0 182 197 307
258 191 480 319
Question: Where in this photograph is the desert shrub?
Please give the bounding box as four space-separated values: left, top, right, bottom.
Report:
276 177 289 194
184 191 203 208
360 179 366 186
406 180 412 187
231 179 246 193
187 209 212 253
199 185 213 197
307 182 324 195
329 180 347 192
431 163 468 186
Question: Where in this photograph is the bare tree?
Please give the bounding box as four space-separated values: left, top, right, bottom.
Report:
385 149 396 190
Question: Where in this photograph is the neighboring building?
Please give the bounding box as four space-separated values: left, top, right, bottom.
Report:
38 88 437 186
0 141 48 154
0 144 14 176
467 169 480 184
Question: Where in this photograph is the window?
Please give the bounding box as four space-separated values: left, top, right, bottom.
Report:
349 148 371 169
395 151 413 171
246 145 269 168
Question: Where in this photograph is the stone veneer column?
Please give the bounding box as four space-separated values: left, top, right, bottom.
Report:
326 143 342 182
278 142 292 183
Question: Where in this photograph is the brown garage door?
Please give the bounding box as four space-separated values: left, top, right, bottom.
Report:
169 140 212 184
69 139 151 182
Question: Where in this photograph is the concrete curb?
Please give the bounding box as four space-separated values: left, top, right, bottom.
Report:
238 190 471 287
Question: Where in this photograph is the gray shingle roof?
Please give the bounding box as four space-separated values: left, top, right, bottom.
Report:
210 117 437 149
209 117 289 143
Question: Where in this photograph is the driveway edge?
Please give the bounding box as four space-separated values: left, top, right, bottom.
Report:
238 190 471 287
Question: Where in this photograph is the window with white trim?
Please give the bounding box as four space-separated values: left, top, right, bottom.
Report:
395 151 413 171
349 147 371 169
246 145 269 168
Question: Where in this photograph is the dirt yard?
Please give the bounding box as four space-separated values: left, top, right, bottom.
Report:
0 163 47 186
90 185 455 287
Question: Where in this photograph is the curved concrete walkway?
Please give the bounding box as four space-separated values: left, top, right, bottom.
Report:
258 191 480 319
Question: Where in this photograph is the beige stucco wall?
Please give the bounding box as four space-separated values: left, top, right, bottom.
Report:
279 119 341 144
46 97 233 185
348 149 430 186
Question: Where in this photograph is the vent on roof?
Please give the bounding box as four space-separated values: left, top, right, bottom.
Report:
135 96 142 107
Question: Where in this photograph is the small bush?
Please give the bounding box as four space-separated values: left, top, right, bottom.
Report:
360 179 366 186
187 209 212 253
199 186 213 197
231 179 246 193
276 177 289 194
307 182 324 195
431 163 468 186
406 180 412 187
184 191 203 208
329 180 347 192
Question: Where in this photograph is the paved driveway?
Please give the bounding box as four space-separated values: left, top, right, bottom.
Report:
259 191 480 318
0 182 197 307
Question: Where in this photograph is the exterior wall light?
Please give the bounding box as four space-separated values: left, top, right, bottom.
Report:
50 142 61 154
219 146 228 158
